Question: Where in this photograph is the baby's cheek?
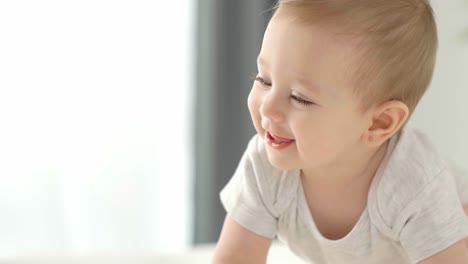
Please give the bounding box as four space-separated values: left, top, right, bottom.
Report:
247 89 263 132
298 133 339 163
247 88 258 112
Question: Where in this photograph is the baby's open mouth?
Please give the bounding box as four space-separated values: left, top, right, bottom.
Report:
267 132 295 144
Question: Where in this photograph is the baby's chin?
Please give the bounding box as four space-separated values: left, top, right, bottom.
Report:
265 152 298 171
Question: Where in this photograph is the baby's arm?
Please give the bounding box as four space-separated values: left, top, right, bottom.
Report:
414 204 468 264
465 205 468 250
416 239 468 264
212 214 273 264
415 205 468 263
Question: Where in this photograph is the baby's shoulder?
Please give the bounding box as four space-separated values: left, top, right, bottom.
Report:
368 126 450 237
378 126 446 201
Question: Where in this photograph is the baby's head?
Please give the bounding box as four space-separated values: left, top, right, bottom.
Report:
273 0 438 114
248 0 438 170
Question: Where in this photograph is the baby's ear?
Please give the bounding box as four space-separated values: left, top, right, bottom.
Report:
363 100 409 147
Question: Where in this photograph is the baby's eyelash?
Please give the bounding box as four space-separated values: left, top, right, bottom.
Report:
291 94 314 106
253 75 314 107
254 76 271 86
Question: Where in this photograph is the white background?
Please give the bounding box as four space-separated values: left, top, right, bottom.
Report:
412 1 468 169
0 0 194 258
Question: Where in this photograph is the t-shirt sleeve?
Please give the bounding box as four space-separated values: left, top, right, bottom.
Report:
448 161 468 205
398 168 468 263
219 134 279 239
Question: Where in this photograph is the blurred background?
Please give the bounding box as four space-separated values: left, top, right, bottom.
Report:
0 0 466 261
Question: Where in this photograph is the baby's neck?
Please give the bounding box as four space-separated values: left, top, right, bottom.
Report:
301 140 389 198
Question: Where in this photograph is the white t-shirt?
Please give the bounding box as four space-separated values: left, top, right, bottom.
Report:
220 125 468 263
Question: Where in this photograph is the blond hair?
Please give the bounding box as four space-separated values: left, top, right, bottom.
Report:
272 0 438 114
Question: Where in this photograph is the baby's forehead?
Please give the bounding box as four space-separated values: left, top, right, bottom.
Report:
261 16 368 100
271 12 365 53
268 16 364 65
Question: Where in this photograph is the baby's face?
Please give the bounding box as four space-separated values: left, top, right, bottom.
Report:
248 13 374 171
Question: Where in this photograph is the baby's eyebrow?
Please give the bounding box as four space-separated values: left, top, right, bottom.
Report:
257 56 268 68
297 76 321 96
257 55 321 96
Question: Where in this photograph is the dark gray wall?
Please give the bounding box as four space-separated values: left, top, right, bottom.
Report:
193 0 276 244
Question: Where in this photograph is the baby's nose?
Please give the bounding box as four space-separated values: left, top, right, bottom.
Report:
260 95 285 124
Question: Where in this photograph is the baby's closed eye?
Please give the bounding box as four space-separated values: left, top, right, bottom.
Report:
290 94 314 107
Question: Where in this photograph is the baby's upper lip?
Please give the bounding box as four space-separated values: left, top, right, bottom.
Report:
268 131 294 141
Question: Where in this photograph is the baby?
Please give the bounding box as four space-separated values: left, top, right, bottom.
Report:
212 0 468 263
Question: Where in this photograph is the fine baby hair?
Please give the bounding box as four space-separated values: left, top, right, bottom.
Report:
272 0 438 115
